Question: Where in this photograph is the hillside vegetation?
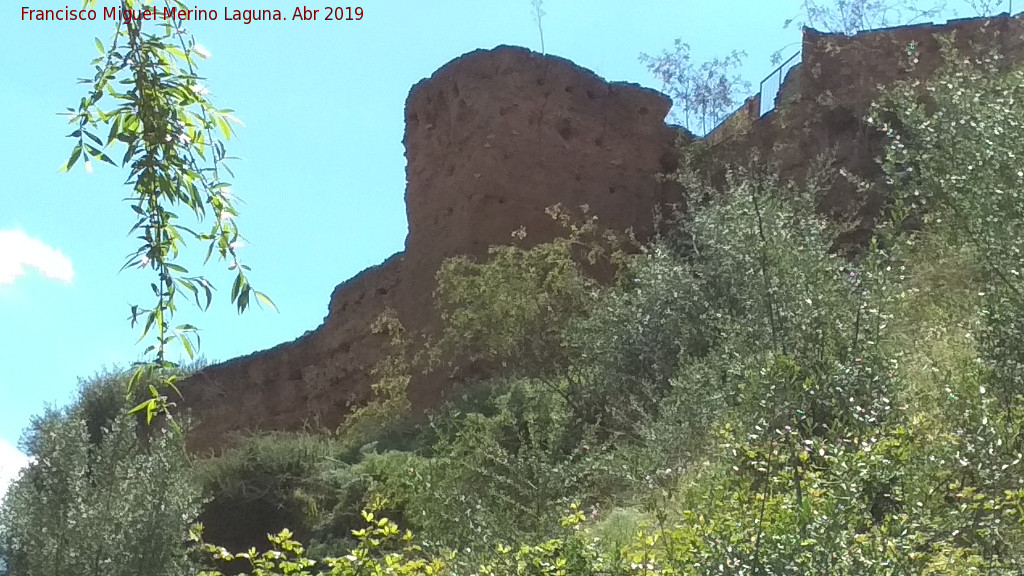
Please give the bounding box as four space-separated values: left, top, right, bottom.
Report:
4 39 1024 575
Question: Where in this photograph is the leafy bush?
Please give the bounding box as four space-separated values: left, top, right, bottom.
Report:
434 233 597 385
194 432 337 553
877 37 1024 415
193 506 447 576
194 431 434 558
335 310 417 455
392 380 597 548
0 369 201 576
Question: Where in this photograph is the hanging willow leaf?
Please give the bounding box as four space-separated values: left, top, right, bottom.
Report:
66 4 274 419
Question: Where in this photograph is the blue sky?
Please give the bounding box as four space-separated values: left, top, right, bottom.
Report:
0 0 1002 490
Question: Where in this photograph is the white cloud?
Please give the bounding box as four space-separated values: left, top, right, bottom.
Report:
0 228 74 286
0 439 29 505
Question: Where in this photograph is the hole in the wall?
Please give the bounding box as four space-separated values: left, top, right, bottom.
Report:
565 85 574 93
659 151 679 174
455 99 472 122
824 105 859 134
638 106 649 116
557 118 573 141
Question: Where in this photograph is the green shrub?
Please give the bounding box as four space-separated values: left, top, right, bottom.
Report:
0 370 201 576
194 506 448 576
194 432 336 553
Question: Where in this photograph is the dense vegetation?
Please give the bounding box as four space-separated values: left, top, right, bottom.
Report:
4 36 1024 575
0 369 201 575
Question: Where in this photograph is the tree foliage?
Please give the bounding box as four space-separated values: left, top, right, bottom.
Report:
68 0 272 422
0 370 201 576
639 42 750 136
788 0 944 35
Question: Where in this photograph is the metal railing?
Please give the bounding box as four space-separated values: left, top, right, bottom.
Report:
758 51 801 117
